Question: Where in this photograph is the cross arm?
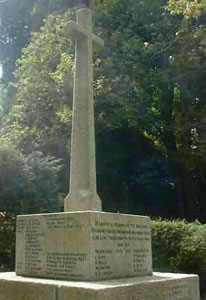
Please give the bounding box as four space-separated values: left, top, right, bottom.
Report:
67 21 104 51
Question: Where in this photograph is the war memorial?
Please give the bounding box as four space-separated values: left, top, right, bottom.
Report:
0 8 200 300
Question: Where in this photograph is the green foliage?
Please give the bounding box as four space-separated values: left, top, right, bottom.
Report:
22 151 63 213
1 11 74 153
0 213 15 272
0 143 26 213
0 0 88 84
97 128 175 216
93 0 190 218
0 0 206 221
0 143 63 214
168 0 206 17
94 0 206 220
0 0 34 84
152 219 206 296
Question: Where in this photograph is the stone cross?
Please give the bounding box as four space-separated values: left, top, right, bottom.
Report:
64 8 104 212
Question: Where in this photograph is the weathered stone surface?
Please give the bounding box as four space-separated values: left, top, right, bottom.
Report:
0 272 200 300
0 273 56 300
16 211 152 280
64 8 103 212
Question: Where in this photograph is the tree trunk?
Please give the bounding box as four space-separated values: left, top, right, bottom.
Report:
179 81 197 220
161 78 185 218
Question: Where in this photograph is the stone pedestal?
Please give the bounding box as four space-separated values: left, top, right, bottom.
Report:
12 210 200 299
16 211 152 281
0 272 200 300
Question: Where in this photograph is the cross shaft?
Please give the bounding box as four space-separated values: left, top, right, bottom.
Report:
64 9 103 212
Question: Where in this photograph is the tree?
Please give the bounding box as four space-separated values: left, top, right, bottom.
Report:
94 0 187 216
94 0 206 220
168 0 206 18
0 142 63 214
1 0 206 221
167 0 206 221
0 0 35 84
0 143 26 213
1 11 74 155
0 0 90 85
0 5 175 217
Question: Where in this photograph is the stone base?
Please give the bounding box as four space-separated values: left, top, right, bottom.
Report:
16 211 152 280
0 272 200 300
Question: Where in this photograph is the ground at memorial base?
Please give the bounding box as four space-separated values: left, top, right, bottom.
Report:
0 272 200 300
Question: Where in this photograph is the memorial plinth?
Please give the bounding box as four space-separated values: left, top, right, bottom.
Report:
16 211 152 281
0 272 200 300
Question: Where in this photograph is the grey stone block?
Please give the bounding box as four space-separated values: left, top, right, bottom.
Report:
16 211 152 281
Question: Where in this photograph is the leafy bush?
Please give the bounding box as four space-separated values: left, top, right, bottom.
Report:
152 219 206 298
0 213 15 272
0 144 63 215
22 151 63 213
0 143 27 213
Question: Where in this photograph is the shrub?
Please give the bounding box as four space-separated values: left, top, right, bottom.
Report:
22 151 63 213
0 144 63 215
152 219 206 298
0 144 26 214
0 213 15 272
